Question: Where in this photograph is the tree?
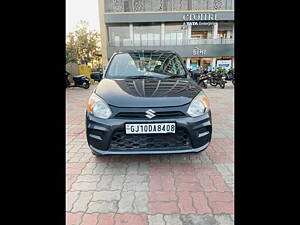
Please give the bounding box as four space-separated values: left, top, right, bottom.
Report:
66 20 102 69
66 32 77 64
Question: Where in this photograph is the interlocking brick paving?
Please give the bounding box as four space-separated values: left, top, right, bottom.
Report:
66 83 234 225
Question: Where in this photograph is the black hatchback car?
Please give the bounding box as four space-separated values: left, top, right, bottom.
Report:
86 50 212 155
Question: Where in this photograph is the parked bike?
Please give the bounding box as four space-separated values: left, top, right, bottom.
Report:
197 73 211 89
65 71 90 89
224 68 235 86
209 71 227 88
229 69 235 86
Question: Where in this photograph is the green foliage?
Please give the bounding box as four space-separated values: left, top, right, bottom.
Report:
66 20 101 68
66 32 77 63
216 67 226 74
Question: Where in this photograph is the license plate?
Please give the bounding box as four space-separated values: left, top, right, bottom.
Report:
125 123 176 134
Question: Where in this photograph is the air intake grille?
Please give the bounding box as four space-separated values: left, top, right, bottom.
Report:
108 128 192 151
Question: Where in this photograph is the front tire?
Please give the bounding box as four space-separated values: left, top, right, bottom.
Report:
220 82 225 89
210 78 218 86
199 81 207 89
83 82 90 89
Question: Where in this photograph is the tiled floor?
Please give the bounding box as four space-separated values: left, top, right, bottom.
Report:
66 82 234 225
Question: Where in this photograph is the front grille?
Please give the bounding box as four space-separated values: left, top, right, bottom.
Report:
114 111 185 119
108 128 192 151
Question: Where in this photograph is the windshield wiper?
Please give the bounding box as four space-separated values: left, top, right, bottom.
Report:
165 75 187 78
125 75 160 79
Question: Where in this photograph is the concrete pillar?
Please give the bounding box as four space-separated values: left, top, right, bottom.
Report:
129 23 134 46
161 22 165 46
98 0 108 67
187 24 192 39
213 23 218 39
211 58 217 70
186 58 191 69
200 59 204 69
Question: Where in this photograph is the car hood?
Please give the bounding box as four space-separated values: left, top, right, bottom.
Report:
94 78 201 107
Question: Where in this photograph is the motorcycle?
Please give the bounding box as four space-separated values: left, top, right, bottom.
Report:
65 71 90 89
209 71 227 88
225 69 235 86
197 73 211 89
230 70 235 86
224 69 233 79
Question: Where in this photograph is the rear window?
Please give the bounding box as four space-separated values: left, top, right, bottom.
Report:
106 52 186 78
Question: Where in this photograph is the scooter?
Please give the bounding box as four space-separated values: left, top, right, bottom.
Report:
65 71 90 89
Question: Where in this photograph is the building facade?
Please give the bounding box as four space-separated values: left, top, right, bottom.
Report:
99 0 234 70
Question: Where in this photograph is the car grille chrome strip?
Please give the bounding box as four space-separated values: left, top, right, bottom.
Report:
89 134 103 141
89 142 210 155
198 131 210 138
114 111 185 119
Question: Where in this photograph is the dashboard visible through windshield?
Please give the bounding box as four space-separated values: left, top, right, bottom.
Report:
106 52 187 79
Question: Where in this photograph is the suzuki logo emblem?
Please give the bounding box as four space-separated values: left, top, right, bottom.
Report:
145 109 156 119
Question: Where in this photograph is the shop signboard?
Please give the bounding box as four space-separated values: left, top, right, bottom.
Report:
105 11 234 23
182 13 217 21
216 60 232 70
192 47 207 56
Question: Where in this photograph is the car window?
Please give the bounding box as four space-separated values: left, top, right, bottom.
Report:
106 52 186 78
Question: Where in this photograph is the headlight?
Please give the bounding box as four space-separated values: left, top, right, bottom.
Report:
187 91 210 117
87 93 112 119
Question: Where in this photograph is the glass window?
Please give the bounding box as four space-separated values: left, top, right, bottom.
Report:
106 52 187 78
108 25 130 47
165 23 187 46
191 31 208 39
133 24 160 46
191 25 213 39
218 22 234 38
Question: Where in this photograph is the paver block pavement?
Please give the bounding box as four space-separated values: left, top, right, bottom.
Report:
66 84 234 224
180 214 219 225
72 191 93 213
148 214 165 225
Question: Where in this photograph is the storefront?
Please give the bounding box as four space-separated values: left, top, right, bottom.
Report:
99 0 234 69
183 56 234 71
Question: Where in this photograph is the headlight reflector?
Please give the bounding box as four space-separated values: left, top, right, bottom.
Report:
187 91 209 117
87 93 112 119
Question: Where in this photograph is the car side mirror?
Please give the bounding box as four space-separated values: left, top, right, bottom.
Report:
91 72 102 81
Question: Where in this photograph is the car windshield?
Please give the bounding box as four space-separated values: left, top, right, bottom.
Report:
106 52 187 79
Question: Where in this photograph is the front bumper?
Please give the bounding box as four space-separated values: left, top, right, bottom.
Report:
86 110 212 155
89 142 210 155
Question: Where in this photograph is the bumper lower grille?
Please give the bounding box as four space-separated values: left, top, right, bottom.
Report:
108 129 192 151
